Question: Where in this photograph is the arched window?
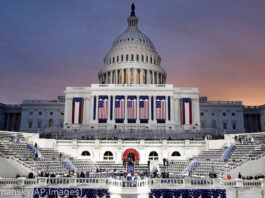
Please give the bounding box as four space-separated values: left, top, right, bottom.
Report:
117 56 119 63
136 54 139 61
48 119 53 128
81 151 91 156
141 55 144 62
150 57 153 64
126 54 129 61
121 55 124 62
149 151 158 161
172 151 181 157
104 151 113 160
113 57 115 64
146 56 148 63
131 54 134 61
28 121 33 129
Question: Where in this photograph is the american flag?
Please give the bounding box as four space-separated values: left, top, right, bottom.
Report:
182 98 192 125
139 97 149 120
127 97 137 120
98 97 108 120
115 97 125 120
156 97 166 120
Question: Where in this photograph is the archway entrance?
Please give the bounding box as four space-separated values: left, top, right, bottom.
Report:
122 148 139 165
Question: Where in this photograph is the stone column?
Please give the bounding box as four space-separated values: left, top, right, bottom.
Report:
149 96 152 122
157 72 159 84
136 96 140 123
83 98 89 124
192 98 200 126
127 69 130 84
140 69 143 84
170 96 174 123
115 70 118 84
152 72 155 84
175 98 181 125
110 71 113 84
134 69 137 84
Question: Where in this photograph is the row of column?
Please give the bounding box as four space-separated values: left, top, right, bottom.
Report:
65 96 200 126
99 69 166 84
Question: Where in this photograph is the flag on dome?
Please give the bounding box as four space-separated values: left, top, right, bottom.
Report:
182 98 192 125
156 96 166 121
127 96 137 121
139 96 149 121
72 97 83 124
115 96 125 121
98 96 108 120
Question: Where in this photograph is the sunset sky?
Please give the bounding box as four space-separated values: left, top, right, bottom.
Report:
0 0 264 106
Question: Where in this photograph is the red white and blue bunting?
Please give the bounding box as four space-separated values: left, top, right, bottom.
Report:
72 98 83 124
182 98 192 125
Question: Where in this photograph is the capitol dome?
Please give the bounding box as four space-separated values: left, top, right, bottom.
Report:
98 3 167 85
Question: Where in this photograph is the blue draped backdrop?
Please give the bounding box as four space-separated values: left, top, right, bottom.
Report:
149 189 226 198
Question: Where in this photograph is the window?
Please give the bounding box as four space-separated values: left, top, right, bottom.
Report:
146 56 148 63
48 119 53 128
37 121 42 129
117 56 119 63
126 54 129 61
38 112 42 116
113 57 115 63
212 113 215 116
136 54 139 61
28 121 33 129
60 119 63 128
141 55 144 62
131 54 134 61
232 122 237 130
103 151 113 160
29 111 33 116
222 112 226 116
81 151 90 156
200 112 204 116
223 122 227 130
172 151 181 157
150 57 153 64
211 120 217 128
232 112 235 116
121 55 124 62
149 151 158 161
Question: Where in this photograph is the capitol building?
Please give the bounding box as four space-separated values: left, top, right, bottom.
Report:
0 4 265 198
64 5 200 132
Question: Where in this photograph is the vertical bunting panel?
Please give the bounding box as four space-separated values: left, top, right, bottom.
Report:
127 96 137 123
93 96 96 120
115 96 125 123
156 96 166 123
182 98 192 125
151 96 154 121
168 96 171 121
139 96 149 123
98 95 108 123
110 96 113 120
72 97 83 124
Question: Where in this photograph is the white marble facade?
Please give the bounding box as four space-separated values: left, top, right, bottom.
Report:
64 84 200 131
